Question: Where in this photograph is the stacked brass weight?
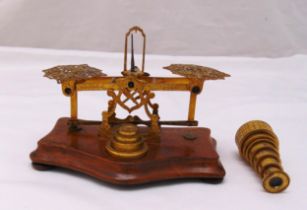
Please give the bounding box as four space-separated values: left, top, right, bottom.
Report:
106 123 148 159
235 120 290 193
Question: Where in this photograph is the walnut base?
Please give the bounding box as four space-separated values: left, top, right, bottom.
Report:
30 118 225 185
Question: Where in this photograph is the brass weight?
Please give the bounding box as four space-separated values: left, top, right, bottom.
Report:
235 120 290 193
105 123 148 159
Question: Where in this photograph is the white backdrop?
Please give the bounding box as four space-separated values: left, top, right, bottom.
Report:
0 0 307 57
0 1 307 209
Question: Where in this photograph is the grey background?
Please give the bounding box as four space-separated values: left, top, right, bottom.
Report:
0 0 306 57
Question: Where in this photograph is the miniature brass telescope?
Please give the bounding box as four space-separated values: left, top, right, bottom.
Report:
30 26 230 185
235 120 290 193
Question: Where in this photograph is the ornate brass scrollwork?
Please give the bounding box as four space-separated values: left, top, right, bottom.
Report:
101 76 160 134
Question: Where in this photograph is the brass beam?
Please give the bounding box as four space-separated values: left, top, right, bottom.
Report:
76 77 203 92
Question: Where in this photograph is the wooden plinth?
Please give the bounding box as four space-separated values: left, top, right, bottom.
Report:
30 118 225 185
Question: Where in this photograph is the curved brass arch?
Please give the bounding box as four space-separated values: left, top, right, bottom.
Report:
123 26 146 73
